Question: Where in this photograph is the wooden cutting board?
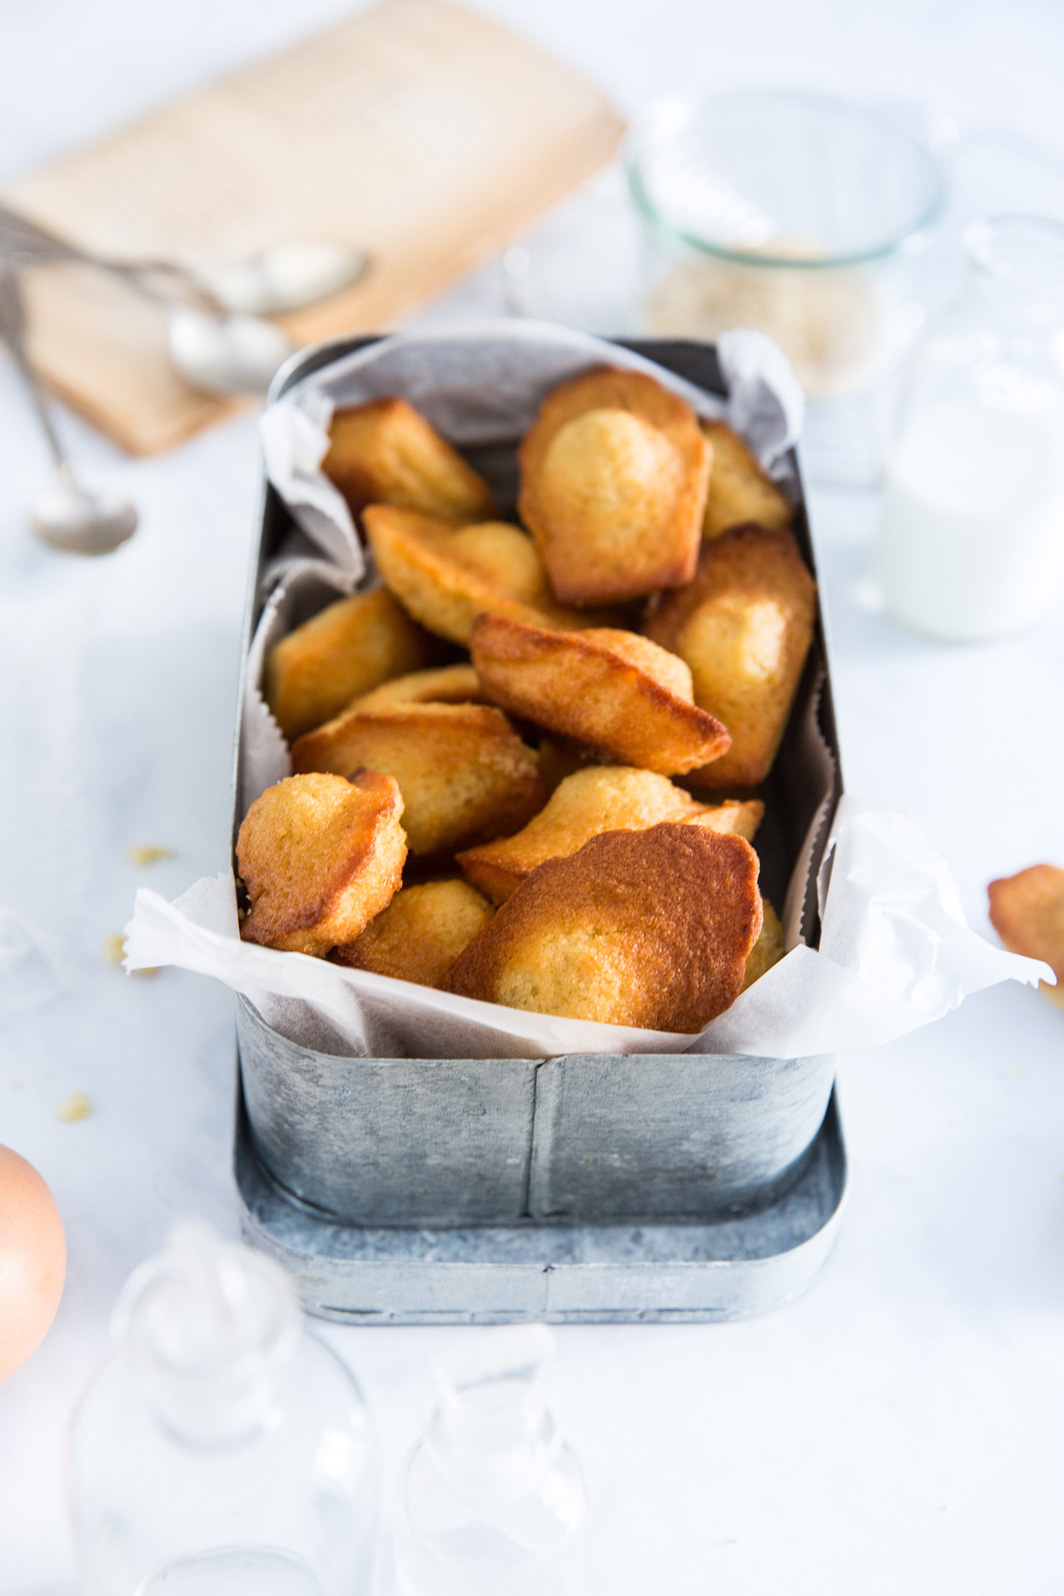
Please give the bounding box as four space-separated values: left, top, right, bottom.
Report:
2 0 624 455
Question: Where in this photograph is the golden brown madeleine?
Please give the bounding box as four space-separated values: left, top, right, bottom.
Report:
644 525 816 788
363 507 591 644
333 879 494 988
701 421 794 540
237 770 406 956
988 864 1064 1009
290 702 546 856
349 663 484 710
323 397 496 522
458 765 763 903
264 589 442 742
740 899 784 991
518 366 711 603
443 824 763 1032
470 614 730 776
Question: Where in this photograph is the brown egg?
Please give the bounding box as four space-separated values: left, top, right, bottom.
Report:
0 1146 66 1381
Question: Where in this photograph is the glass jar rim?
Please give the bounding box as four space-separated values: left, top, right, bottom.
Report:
966 215 1064 288
626 88 948 270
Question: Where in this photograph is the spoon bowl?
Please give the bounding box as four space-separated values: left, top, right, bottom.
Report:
32 464 138 556
189 242 369 317
167 307 295 397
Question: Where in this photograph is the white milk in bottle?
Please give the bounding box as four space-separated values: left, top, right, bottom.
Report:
874 216 1064 642
877 396 1064 640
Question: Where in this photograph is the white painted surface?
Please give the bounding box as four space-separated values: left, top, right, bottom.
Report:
1 3 1063 1593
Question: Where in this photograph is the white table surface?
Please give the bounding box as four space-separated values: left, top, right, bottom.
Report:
2 3 1064 1592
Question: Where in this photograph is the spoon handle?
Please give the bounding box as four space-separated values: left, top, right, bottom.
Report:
0 262 67 470
0 202 219 311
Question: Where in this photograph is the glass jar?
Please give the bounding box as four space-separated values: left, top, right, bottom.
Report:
875 216 1064 641
394 1326 586 1596
627 90 945 400
67 1224 378 1596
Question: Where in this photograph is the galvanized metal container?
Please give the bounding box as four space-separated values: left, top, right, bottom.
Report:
238 997 837 1224
234 334 844 1303
236 1086 849 1324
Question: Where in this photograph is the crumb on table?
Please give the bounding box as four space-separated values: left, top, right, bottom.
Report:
127 844 175 867
57 1091 92 1123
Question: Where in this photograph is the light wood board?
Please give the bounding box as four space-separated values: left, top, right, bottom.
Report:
2 0 623 455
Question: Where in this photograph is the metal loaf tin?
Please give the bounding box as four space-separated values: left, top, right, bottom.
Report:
234 334 845 1317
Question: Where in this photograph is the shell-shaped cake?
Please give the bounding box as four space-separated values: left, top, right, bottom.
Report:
362 507 590 644
518 367 711 603
443 823 764 1032
701 420 794 541
290 701 546 855
333 878 495 988
264 588 441 741
470 614 731 776
237 770 407 956
348 663 484 711
645 525 816 788
323 397 496 522
458 765 763 903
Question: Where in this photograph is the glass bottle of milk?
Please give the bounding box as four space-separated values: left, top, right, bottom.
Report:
875 216 1064 641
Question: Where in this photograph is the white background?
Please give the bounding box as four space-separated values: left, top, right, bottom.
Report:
1 1 1064 1592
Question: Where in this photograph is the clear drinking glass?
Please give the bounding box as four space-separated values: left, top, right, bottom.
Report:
875 215 1064 641
67 1224 378 1596
627 89 946 400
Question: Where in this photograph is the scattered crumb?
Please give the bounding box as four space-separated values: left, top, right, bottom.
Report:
57 1091 92 1123
10 1081 21 1091
1004 1065 1020 1078
104 933 159 977
127 844 175 867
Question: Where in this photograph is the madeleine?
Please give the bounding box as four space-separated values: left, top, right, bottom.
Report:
444 824 763 1032
263 588 441 741
458 765 762 902
988 864 1064 1009
323 396 495 522
471 614 730 776
701 420 794 540
237 770 406 956
363 506 589 645
644 525 816 788
291 701 546 856
333 878 494 988
518 366 710 603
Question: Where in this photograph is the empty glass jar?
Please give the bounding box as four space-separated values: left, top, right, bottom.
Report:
394 1326 586 1596
67 1224 378 1596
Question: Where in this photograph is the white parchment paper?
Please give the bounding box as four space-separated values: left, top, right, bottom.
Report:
125 797 1049 1060
123 324 1050 1061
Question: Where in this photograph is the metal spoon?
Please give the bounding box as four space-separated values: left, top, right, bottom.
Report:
0 206 368 395
0 263 137 555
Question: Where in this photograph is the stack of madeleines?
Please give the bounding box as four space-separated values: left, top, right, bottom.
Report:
239 366 816 1033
